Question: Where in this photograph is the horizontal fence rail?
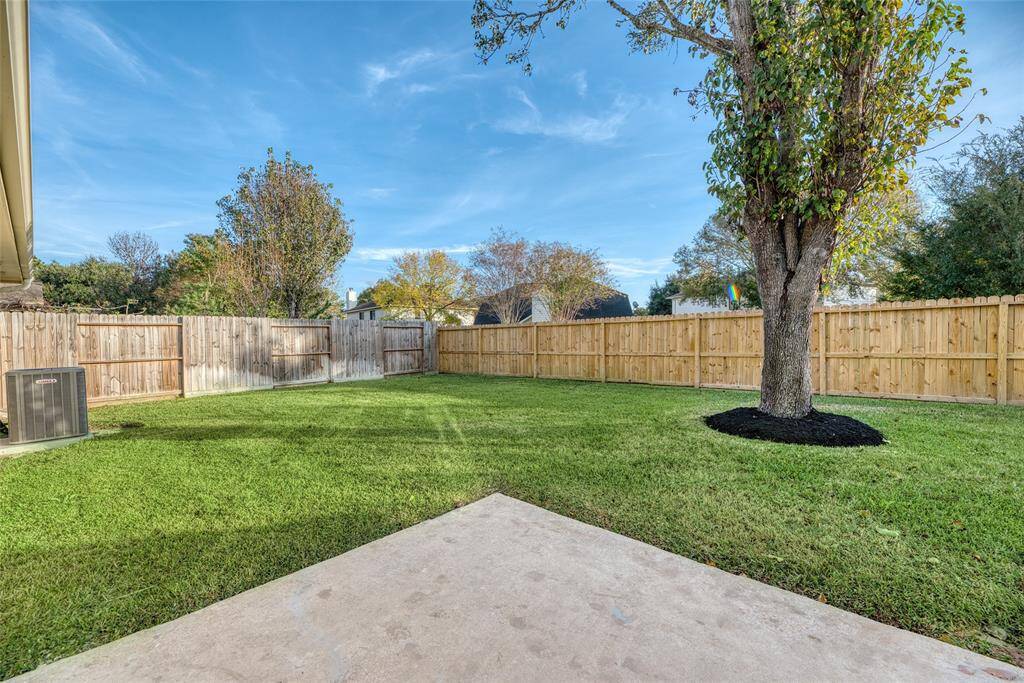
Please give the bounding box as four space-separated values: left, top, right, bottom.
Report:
0 313 438 416
438 295 1024 406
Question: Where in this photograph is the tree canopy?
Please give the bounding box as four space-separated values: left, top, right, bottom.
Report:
881 117 1024 300
673 210 760 309
216 149 353 318
474 0 976 417
469 227 534 324
528 241 615 322
645 279 681 316
34 257 134 312
375 250 477 323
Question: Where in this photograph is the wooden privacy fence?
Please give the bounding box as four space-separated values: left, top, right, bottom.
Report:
439 295 1024 406
0 313 437 416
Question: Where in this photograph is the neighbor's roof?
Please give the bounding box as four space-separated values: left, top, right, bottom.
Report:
0 2 33 286
344 300 381 313
474 287 633 325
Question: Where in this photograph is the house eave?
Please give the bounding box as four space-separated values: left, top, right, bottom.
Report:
0 0 32 285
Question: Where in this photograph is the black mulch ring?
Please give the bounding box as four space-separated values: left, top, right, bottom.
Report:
704 407 885 447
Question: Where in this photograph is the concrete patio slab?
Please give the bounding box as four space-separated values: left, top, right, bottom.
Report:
17 493 1021 682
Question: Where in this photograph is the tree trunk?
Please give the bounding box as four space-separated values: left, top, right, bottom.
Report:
748 213 832 419
759 291 816 418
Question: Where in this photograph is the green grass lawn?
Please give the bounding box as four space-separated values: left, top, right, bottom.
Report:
1 374 1022 676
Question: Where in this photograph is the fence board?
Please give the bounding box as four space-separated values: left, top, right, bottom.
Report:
438 295 1024 406
0 314 436 416
383 322 426 376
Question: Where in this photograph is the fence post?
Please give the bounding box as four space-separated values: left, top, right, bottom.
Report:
532 323 538 379
997 297 1009 405
600 321 607 382
476 326 482 375
818 309 828 396
178 316 187 397
693 314 701 388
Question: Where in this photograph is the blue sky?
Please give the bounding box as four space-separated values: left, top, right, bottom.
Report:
29 1 1024 305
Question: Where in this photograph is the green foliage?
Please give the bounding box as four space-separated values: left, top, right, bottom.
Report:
703 1 972 226
673 211 761 308
357 281 386 306
528 241 615 322
34 257 135 312
474 0 973 241
163 232 235 316
645 279 680 315
882 118 1024 300
1 377 1021 676
216 149 353 318
375 250 476 323
473 0 975 415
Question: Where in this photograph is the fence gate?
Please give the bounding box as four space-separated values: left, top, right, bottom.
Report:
383 324 424 376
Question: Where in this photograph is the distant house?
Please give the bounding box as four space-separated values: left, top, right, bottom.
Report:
821 285 878 306
668 294 728 315
668 285 878 315
342 289 476 324
474 287 633 325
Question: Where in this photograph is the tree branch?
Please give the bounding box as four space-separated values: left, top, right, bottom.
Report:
606 0 734 57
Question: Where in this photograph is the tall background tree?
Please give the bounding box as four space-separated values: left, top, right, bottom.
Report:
673 210 760 309
106 230 172 312
216 149 353 318
645 279 681 315
529 241 614 322
474 0 975 417
164 232 234 315
107 231 160 282
375 250 477 323
469 227 534 324
881 117 1024 300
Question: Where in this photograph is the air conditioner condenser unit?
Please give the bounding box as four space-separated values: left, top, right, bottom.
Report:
4 367 89 445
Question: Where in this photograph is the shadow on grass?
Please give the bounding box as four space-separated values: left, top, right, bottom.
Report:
0 496 480 679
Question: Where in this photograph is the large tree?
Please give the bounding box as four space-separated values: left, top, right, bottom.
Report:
107 231 161 284
474 0 975 417
375 250 477 323
529 241 615 322
469 227 535 323
216 149 353 318
882 117 1024 300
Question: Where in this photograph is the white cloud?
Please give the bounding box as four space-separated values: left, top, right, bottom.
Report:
495 91 632 144
363 48 453 95
571 70 588 98
400 187 514 236
33 4 156 84
33 53 85 106
365 187 398 200
605 256 674 278
364 64 398 93
137 217 208 232
510 86 540 114
405 83 439 95
354 245 477 261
